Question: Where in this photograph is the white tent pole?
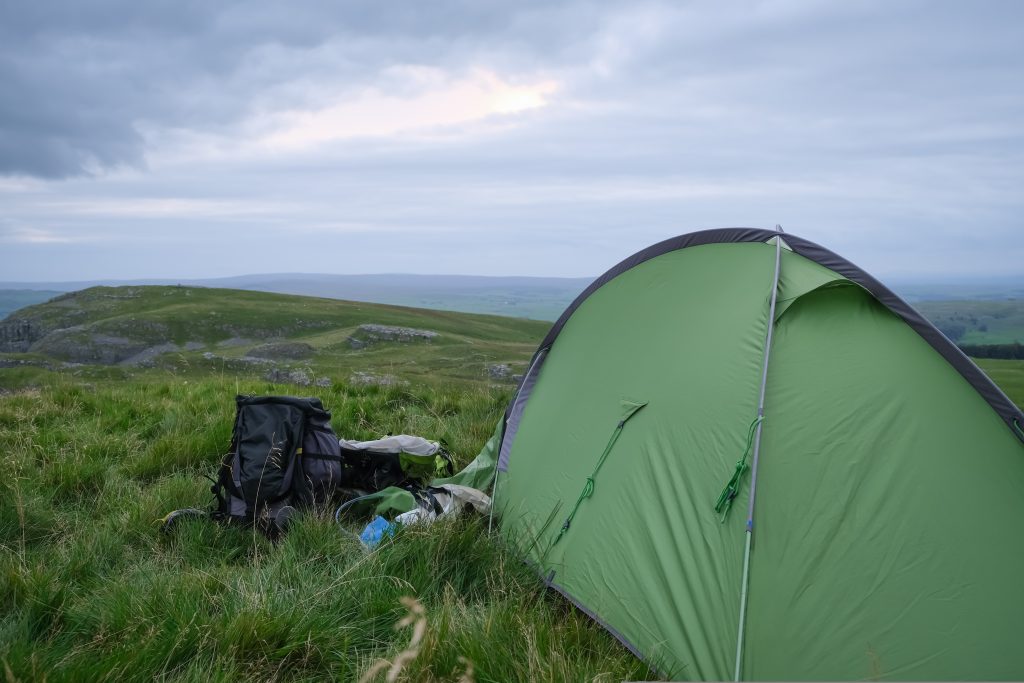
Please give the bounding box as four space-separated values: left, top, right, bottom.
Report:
733 232 783 681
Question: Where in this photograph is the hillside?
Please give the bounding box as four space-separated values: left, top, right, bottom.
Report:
0 274 593 322
0 285 550 387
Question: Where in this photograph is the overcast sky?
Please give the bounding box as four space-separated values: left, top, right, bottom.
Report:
1 0 1021 282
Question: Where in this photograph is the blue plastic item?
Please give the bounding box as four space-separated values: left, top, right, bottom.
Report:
359 515 397 548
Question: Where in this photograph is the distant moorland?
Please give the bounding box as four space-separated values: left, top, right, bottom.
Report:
4 273 1022 333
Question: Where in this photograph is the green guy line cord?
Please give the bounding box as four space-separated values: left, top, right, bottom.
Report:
714 416 764 522
552 420 626 547
733 234 783 682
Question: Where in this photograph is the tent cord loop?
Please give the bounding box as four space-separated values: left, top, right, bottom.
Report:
553 421 625 544
714 416 764 522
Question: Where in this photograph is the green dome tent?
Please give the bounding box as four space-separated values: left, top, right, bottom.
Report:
467 228 1024 680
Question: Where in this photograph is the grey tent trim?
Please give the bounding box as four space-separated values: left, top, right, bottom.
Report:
505 228 1024 444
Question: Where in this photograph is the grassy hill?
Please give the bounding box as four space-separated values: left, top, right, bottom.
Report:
0 274 593 322
1 286 1023 681
0 286 549 387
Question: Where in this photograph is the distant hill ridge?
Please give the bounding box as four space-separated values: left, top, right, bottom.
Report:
0 273 595 322
2 274 1022 350
2 272 1022 324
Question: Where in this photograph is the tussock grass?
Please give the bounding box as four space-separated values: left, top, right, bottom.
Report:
0 375 651 682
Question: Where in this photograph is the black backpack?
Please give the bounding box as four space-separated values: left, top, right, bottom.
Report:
210 395 342 531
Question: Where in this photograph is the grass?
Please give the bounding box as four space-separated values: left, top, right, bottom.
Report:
6 286 551 346
0 375 649 682
2 286 547 386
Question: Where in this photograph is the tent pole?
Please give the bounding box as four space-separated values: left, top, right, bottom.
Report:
733 233 783 681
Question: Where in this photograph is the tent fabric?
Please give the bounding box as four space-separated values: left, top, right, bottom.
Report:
433 418 503 491
520 228 1023 437
481 229 1024 680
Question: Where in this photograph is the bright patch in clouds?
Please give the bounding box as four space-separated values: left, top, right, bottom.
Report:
33 198 286 219
258 67 560 151
1 227 79 244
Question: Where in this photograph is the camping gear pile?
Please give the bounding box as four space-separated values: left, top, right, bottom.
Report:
163 394 488 540
356 484 492 548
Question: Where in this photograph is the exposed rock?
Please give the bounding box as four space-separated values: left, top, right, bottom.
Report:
217 337 252 348
32 331 149 365
347 324 438 349
0 318 41 352
0 357 63 371
265 368 331 388
116 340 202 367
98 289 141 299
236 356 275 365
104 319 170 339
486 363 512 379
201 353 276 369
349 371 408 387
248 342 315 360
120 343 180 367
485 363 524 383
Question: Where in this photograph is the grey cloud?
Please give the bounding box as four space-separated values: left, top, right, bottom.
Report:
0 0 602 177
